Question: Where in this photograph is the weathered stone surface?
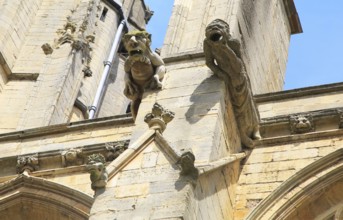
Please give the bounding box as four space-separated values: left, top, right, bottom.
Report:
86 153 108 191
123 31 166 118
204 19 261 148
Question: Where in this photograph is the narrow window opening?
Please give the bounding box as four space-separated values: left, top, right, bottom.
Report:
100 7 108 22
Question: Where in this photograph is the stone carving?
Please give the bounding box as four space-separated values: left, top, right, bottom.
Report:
144 7 154 24
42 0 99 75
177 151 198 180
86 153 108 190
16 154 39 174
61 148 84 167
289 114 315 134
338 110 343 129
105 141 128 161
122 31 166 119
41 43 53 55
204 19 261 148
144 103 175 132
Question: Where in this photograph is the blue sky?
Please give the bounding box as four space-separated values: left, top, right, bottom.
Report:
144 0 342 90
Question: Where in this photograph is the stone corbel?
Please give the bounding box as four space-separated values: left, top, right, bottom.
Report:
176 151 199 180
16 154 39 174
61 148 84 167
86 153 108 190
289 114 315 134
144 103 175 133
105 141 129 161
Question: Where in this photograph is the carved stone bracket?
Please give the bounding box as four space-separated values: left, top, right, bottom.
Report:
16 154 39 174
86 153 108 190
177 151 199 180
203 19 261 149
105 141 129 161
338 110 343 129
61 148 84 167
144 103 175 133
289 114 315 134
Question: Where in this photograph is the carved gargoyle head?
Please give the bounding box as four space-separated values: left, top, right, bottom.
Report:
289 114 314 134
122 30 152 57
205 19 231 44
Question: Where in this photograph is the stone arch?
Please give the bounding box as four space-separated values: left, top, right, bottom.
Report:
246 148 343 220
0 174 93 220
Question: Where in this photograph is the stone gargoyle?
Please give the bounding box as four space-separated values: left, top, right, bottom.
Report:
122 30 166 119
203 19 261 148
86 154 108 190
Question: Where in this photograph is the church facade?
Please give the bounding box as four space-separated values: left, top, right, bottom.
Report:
0 0 342 219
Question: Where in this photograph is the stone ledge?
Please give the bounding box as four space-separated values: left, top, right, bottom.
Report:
163 51 205 64
0 113 133 142
255 82 343 103
256 129 343 147
283 0 303 34
261 107 342 125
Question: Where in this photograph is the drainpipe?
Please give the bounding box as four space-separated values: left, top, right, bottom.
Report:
88 1 130 119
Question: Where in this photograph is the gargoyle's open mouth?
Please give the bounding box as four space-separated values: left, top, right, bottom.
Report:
129 49 143 56
210 33 223 42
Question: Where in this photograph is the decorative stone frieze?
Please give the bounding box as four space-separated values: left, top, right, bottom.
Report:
105 141 129 161
122 31 166 118
144 103 175 133
177 151 198 180
289 114 315 134
61 148 84 167
204 19 261 148
16 154 39 174
86 153 108 190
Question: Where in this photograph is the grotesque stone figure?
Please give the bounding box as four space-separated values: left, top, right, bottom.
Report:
177 151 198 180
86 154 108 190
203 19 261 148
16 154 39 174
289 114 315 134
122 31 166 119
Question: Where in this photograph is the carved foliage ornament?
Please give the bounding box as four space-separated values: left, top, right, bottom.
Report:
86 153 108 190
203 19 261 148
42 0 100 76
105 141 129 161
289 114 315 134
144 103 175 133
122 31 166 119
16 154 39 174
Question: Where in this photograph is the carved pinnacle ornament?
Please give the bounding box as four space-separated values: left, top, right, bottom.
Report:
203 19 261 148
86 154 108 190
144 103 175 133
289 114 315 134
16 154 39 174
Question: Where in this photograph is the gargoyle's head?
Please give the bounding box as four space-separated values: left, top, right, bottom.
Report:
294 115 312 129
123 30 152 57
205 19 231 44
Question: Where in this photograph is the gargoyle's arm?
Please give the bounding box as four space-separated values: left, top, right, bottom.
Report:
149 51 165 67
204 40 229 82
223 42 244 74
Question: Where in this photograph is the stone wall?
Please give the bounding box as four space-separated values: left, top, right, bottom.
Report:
235 136 343 219
162 0 295 94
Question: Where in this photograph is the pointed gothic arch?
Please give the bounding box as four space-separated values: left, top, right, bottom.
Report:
0 174 93 220
246 148 343 220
